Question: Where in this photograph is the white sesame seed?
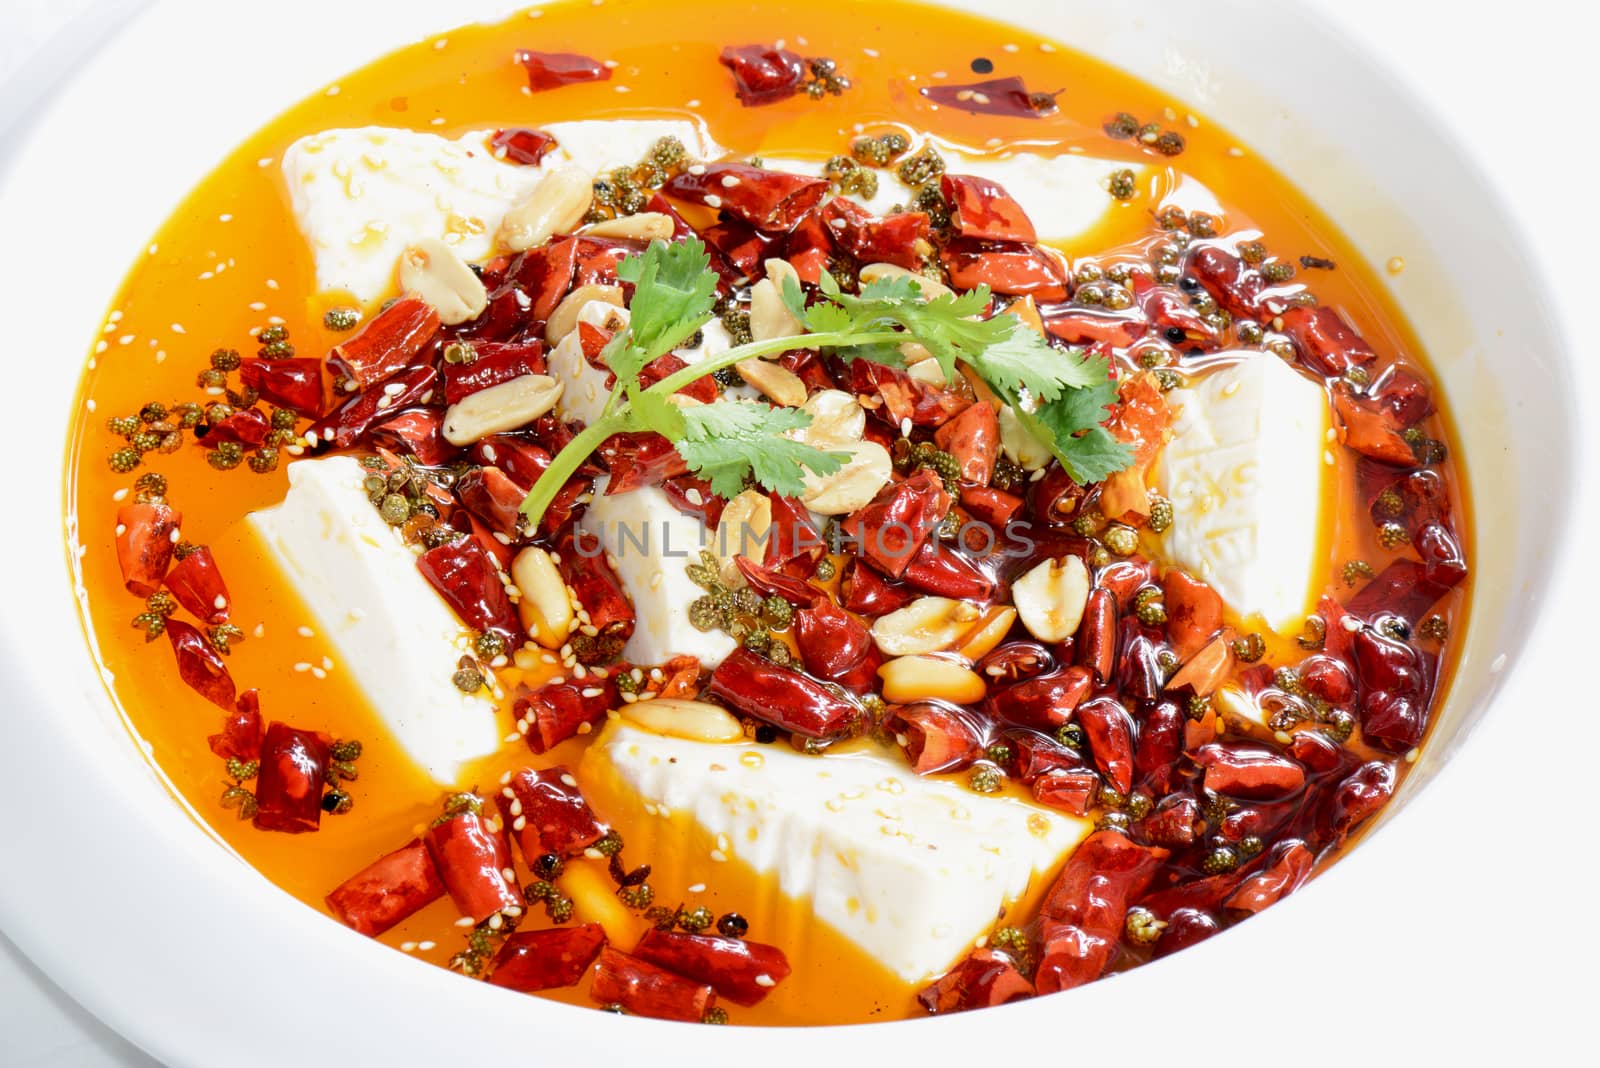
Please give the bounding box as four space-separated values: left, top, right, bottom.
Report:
418 941 436 951
293 662 311 673
754 973 776 987
704 194 723 209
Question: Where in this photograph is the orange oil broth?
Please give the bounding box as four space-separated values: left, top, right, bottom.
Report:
65 0 1469 1026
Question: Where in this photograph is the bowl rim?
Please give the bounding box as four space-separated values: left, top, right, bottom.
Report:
0 0 1580 1063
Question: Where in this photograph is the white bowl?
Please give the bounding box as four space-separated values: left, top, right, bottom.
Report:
0 0 1578 1064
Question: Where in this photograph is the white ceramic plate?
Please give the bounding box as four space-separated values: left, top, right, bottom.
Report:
0 1 1578 1064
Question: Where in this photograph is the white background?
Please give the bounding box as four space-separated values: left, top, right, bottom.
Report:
1 1 1594 1064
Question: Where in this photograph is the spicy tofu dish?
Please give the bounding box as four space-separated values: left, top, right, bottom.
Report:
66 0 1469 1026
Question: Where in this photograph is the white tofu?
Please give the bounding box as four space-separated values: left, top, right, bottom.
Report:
1158 355 1333 633
945 148 1146 246
282 121 721 303
548 301 629 427
246 456 502 784
764 148 1145 245
578 477 737 669
584 722 1089 982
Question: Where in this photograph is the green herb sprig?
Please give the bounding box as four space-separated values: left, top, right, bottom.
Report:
518 238 1131 526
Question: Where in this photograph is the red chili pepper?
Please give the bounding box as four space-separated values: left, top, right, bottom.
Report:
976 641 1056 685
1352 627 1431 752
472 435 551 488
900 540 995 602
932 400 1000 485
489 924 607 992
1077 696 1137 796
636 352 719 403
208 688 264 762
917 948 1034 1014
940 239 1069 301
572 235 648 287
162 545 231 624
514 675 619 755
1279 305 1377 377
253 721 331 834
662 163 829 231
1039 304 1145 348
1137 795 1205 848
707 647 861 738
1133 699 1185 796
888 702 985 774
822 197 929 269
1185 245 1264 319
763 494 826 578
733 556 825 608
1075 588 1118 683
497 766 608 859
848 358 972 430
1289 730 1350 775
515 49 610 92
1118 618 1165 702
1371 365 1433 426
198 407 270 451
327 296 439 390
507 237 581 324
794 599 881 694
115 501 181 596
920 76 1059 118
1035 830 1168 993
1131 276 1219 349
372 409 454 466
239 357 324 414
701 214 780 282
1223 840 1315 915
1324 760 1395 842
1297 654 1356 706
1414 519 1468 590
839 469 951 579
552 528 637 651
1006 729 1082 782
305 365 440 452
940 173 1035 242
1031 768 1101 816
424 810 521 923
326 839 447 937
957 484 1022 531
1333 388 1415 466
984 665 1092 730
839 557 915 617
165 618 235 710
416 536 521 640
489 127 558 165
590 947 716 1022
597 431 690 496
1151 907 1222 958
632 929 790 1006
1343 559 1453 625
1196 743 1307 799
717 43 807 105
441 341 546 405
782 211 834 284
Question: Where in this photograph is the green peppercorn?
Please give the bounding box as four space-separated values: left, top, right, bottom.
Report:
1103 524 1138 556
1133 587 1167 626
321 789 353 815
813 557 837 582
206 442 244 471
1345 365 1371 388
133 471 168 501
1104 112 1140 139
968 764 1004 794
1232 632 1266 663
379 493 411 526
1373 487 1405 518
246 447 279 474
1125 792 1153 820
896 146 946 187
1072 510 1104 538
1108 168 1136 200
1236 319 1265 345
1342 560 1375 586
1186 693 1212 720
1324 709 1356 743
760 595 794 629
475 632 506 662
985 743 1013 766
1153 367 1185 392
195 368 228 390
207 623 244 655
593 830 623 858
219 785 258 820
1154 130 1186 156
1237 835 1264 860
225 758 260 781
677 906 714 933
1124 906 1166 945
1419 615 1449 642
702 1007 729 1026
1055 723 1085 750
716 912 749 938
1187 212 1218 238
766 642 792 668
452 665 484 693
130 611 165 641
1096 811 1132 833
617 883 655 910
1201 846 1239 875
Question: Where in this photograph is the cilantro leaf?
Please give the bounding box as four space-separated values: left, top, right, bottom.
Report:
1021 375 1134 483
675 400 849 499
613 238 717 373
